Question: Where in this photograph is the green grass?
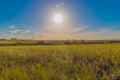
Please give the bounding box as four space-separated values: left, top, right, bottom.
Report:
0 44 119 80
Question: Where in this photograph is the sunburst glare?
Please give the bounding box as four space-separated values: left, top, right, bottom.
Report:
54 13 63 24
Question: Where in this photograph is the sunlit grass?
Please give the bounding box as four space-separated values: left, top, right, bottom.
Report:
0 44 119 80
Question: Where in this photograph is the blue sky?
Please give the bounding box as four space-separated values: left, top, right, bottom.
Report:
0 0 120 40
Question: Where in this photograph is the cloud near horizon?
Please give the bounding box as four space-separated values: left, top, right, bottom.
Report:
8 25 15 29
76 29 120 40
0 25 119 40
10 30 30 34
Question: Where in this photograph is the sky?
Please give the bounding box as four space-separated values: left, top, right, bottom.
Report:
0 0 120 40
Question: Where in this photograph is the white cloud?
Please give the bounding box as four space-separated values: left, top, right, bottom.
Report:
34 32 41 35
76 29 120 40
55 2 64 8
10 30 30 34
2 26 119 40
71 26 88 33
99 29 111 32
8 25 15 29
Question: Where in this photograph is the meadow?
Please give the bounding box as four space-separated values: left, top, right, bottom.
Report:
0 44 119 80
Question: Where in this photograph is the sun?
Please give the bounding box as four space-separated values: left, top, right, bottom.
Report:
54 14 63 24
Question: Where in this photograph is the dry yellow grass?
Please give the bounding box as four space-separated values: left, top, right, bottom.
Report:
0 44 119 80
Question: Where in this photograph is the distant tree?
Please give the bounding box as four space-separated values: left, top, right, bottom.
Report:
11 38 17 40
81 39 85 43
103 40 110 44
37 41 45 45
64 40 70 44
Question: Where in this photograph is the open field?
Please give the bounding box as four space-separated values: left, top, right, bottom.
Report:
0 44 119 80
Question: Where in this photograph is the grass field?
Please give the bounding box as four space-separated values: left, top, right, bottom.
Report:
0 44 120 80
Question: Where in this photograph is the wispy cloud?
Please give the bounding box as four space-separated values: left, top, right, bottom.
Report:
76 28 120 40
70 26 89 33
8 25 15 29
10 30 30 34
99 29 111 32
1 24 120 40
